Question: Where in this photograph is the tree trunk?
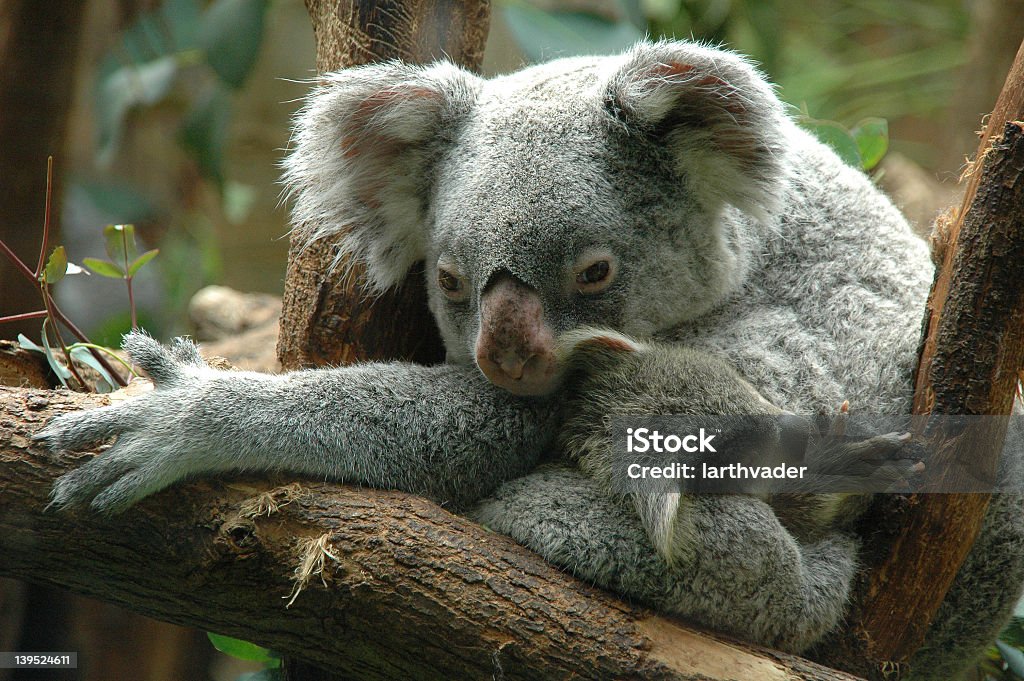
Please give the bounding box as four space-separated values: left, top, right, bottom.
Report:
0 385 863 681
0 0 86 335
821 38 1024 680
276 0 490 371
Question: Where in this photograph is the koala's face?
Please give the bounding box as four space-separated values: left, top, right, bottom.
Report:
284 42 790 396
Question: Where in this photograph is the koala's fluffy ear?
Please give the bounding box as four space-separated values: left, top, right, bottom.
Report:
282 62 481 292
603 41 790 222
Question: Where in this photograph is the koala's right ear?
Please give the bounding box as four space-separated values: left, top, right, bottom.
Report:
282 62 481 293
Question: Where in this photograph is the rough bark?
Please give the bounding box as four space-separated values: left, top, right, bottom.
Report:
276 0 491 370
0 386 862 681
0 0 86 336
824 39 1024 679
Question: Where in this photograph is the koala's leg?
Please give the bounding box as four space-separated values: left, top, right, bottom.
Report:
469 463 857 653
904 414 1024 680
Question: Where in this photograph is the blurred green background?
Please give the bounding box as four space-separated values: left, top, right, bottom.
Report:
2 0 1021 348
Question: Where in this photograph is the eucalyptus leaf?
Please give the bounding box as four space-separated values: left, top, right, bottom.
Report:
40 322 71 388
802 119 862 169
83 258 125 279
199 0 269 89
207 633 280 666
70 346 118 392
103 224 138 263
996 640 1024 678
128 249 160 277
17 334 44 353
44 247 68 285
851 118 889 171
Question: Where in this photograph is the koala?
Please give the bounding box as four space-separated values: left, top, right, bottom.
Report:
36 40 1024 677
553 328 923 551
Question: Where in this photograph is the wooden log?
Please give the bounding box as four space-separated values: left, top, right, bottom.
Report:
0 385 863 681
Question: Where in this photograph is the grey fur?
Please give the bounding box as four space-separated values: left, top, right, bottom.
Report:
37 40 1024 676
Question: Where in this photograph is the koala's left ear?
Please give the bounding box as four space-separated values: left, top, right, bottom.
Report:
603 41 790 222
282 61 481 292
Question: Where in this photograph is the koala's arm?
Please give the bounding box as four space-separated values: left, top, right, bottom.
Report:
39 333 558 513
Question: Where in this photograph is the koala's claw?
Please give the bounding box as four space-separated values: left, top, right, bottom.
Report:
805 420 925 493
37 333 208 513
34 406 135 452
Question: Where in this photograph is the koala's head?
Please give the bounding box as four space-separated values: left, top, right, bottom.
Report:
283 41 790 396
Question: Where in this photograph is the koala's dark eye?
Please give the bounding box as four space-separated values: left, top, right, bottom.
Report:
437 266 468 301
574 256 616 295
578 261 610 285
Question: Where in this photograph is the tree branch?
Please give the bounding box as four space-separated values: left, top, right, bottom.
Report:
0 385 862 681
824 38 1024 679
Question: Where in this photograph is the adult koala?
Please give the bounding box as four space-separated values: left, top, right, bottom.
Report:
38 40 1024 678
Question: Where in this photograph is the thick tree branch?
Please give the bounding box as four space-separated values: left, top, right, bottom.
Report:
276 0 490 370
0 386 861 681
825 38 1024 679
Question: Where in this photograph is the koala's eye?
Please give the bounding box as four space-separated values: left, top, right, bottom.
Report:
437 266 467 300
574 257 616 294
578 261 609 284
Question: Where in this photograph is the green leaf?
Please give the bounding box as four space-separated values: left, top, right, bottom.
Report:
43 247 68 284
501 4 643 62
69 346 118 393
17 334 44 353
180 90 231 185
851 117 889 171
996 640 1024 678
40 321 71 388
207 633 280 666
199 0 269 89
802 119 862 169
83 258 125 279
103 224 138 264
128 249 160 276
96 56 178 164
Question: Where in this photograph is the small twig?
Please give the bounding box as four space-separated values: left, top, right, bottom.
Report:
0 310 49 324
34 157 54 279
120 227 137 329
0 239 36 281
47 296 128 388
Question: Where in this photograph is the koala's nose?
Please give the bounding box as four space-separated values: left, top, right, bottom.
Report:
491 348 546 381
497 352 528 380
475 271 559 395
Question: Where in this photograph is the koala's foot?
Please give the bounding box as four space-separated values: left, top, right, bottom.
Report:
802 405 925 493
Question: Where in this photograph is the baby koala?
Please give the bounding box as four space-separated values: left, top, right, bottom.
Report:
554 328 922 555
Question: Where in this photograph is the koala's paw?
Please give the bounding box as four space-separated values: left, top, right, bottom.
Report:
35 331 208 514
805 408 924 493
